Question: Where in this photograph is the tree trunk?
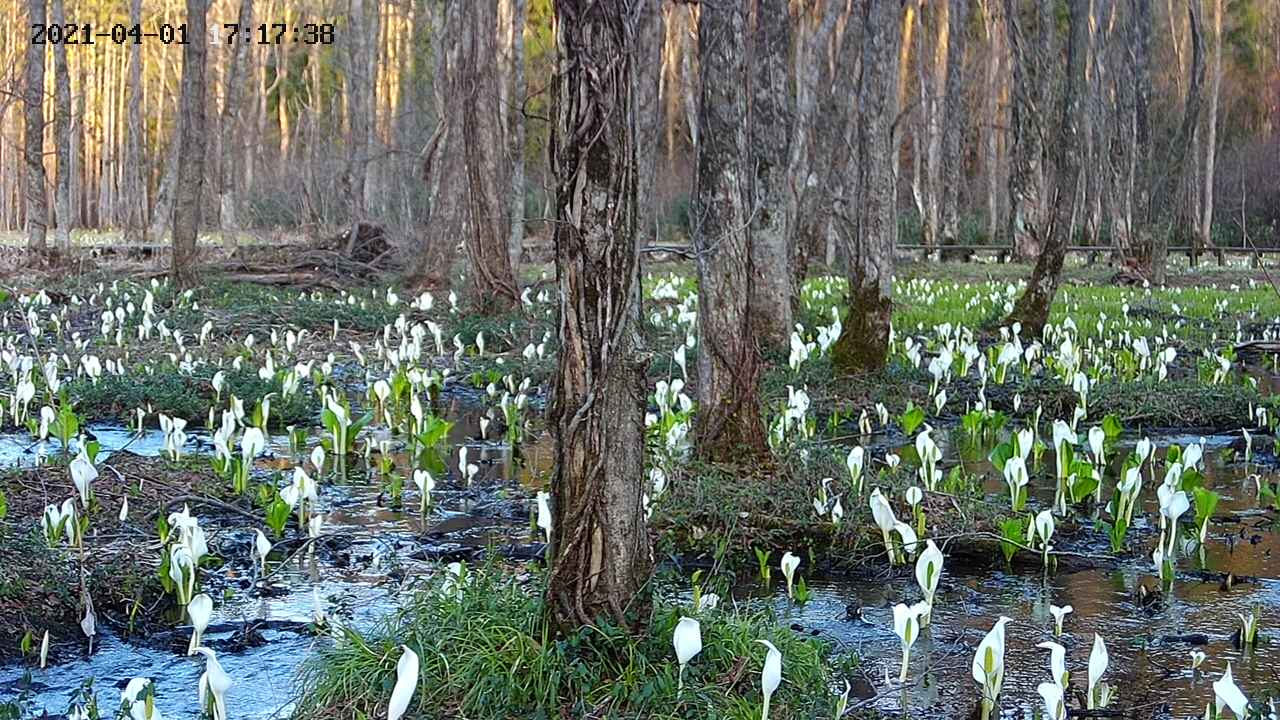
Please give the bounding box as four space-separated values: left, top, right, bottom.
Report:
410 1 464 290
346 0 373 235
787 0 841 293
831 0 902 375
460 1 520 312
940 0 971 247
693 0 771 462
1005 0 1053 261
745 0 794 351
50 0 72 252
1006 0 1087 335
547 0 654 632
171 0 208 288
122 0 146 242
24 0 48 253
1153 0 1204 283
1198 0 1222 262
503 0 530 272
219 0 254 236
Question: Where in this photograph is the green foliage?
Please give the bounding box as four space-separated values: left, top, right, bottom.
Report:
296 564 841 720
67 367 316 429
997 516 1026 564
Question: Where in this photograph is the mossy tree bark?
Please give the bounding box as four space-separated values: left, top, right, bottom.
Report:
170 0 208 288
831 0 902 375
693 0 775 461
1005 0 1087 335
546 0 656 632
23 0 48 254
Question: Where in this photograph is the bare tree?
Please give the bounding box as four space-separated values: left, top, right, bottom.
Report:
23 0 48 253
171 0 209 287
693 0 770 461
1005 0 1087 334
50 0 71 252
546 0 656 631
831 0 902 374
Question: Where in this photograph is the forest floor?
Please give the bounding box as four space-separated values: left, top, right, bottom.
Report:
1 258 1278 718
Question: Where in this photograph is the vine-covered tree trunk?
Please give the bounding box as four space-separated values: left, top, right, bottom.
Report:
546 0 655 632
693 0 770 461
24 0 48 253
1006 0 1087 334
171 0 208 287
831 0 902 374
746 0 794 351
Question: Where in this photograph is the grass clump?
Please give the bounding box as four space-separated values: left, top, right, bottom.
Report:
296 564 844 720
67 366 317 428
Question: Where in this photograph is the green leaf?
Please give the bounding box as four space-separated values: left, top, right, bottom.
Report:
901 405 926 435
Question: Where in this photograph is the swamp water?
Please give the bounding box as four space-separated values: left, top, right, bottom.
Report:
2 412 1279 719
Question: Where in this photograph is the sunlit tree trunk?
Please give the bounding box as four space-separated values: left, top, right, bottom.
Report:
122 0 146 242
831 0 902 374
547 0 654 632
50 0 72 253
24 0 48 253
171 0 208 287
693 0 770 461
1006 0 1087 334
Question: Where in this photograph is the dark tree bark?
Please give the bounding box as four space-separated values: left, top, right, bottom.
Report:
1005 0 1087 334
746 0 794 351
831 0 902 374
171 0 209 287
50 0 72 252
693 0 770 461
546 0 655 632
24 0 48 252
